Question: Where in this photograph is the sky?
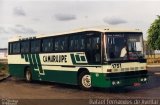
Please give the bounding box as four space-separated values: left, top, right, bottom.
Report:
0 0 160 48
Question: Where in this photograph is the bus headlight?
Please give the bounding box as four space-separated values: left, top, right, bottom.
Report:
117 81 120 84
140 78 144 81
144 78 147 81
112 81 120 85
140 78 147 82
112 81 116 85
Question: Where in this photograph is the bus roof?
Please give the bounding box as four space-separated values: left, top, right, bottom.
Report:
9 26 142 42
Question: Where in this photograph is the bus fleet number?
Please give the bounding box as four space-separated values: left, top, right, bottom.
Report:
111 63 121 68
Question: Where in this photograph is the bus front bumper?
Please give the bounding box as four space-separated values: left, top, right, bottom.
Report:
91 70 148 88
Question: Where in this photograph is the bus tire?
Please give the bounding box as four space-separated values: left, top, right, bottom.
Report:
78 71 92 90
25 68 32 82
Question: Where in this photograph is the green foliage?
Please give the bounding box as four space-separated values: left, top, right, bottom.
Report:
147 15 160 50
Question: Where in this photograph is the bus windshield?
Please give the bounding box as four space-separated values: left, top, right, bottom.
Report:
105 32 144 61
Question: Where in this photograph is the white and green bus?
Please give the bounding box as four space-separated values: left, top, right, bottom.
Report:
8 27 148 90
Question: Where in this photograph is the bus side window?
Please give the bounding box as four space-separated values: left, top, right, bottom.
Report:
55 38 59 51
86 36 101 63
69 35 85 51
12 42 20 54
86 38 92 50
63 37 68 51
55 36 68 52
69 35 77 51
78 36 85 50
31 39 41 53
69 36 74 51
21 41 30 53
42 38 53 52
92 37 101 63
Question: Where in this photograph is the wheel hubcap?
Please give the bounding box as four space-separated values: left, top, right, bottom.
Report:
26 71 31 81
82 75 91 88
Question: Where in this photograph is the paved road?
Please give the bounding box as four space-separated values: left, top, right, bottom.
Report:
0 67 160 105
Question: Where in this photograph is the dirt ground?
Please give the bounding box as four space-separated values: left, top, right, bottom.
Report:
0 67 160 105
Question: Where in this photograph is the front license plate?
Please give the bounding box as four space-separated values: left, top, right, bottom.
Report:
133 83 141 87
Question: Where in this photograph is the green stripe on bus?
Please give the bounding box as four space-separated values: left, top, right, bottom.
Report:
21 54 29 63
80 56 86 61
70 54 76 64
21 53 44 74
25 54 29 62
31 54 36 65
28 54 33 64
31 54 38 70
75 55 80 61
35 54 43 74
21 54 24 59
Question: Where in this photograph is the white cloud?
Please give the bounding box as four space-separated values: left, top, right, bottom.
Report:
103 17 127 25
0 25 37 35
54 13 76 21
13 6 26 16
9 24 37 34
0 26 9 34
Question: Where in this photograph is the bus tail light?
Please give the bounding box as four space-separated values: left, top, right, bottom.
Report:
107 69 112 72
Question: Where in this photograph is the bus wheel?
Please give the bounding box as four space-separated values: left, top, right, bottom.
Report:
25 68 32 82
79 71 92 90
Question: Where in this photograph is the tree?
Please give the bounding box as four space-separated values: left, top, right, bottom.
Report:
147 15 160 50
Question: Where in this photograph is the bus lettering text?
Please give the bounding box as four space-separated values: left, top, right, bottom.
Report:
43 55 67 63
